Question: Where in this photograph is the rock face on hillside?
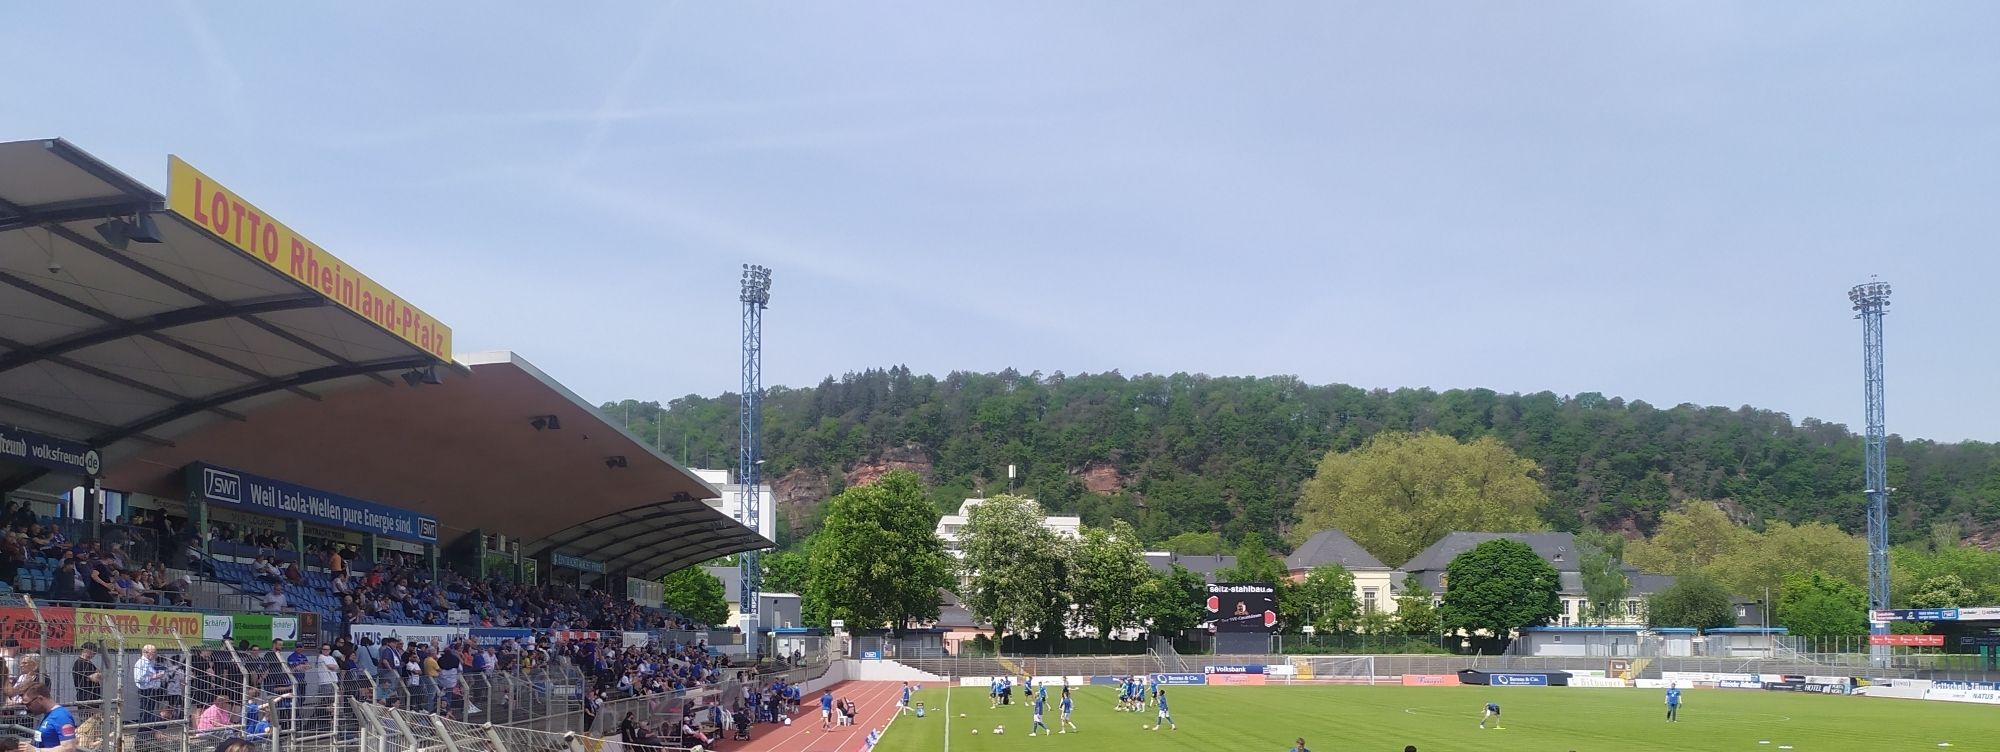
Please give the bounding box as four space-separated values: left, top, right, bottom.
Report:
772 445 937 542
846 444 933 487
1075 463 1125 494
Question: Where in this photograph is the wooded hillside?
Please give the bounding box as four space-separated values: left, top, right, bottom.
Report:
606 368 2000 558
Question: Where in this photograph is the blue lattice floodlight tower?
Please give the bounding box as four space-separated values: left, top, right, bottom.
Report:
1849 279 1891 659
740 264 772 656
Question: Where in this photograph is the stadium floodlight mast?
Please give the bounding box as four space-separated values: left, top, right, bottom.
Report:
739 263 772 655
1848 279 1891 662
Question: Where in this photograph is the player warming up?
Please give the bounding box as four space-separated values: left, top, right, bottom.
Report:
1665 684 1681 722
1059 687 1077 733
1151 688 1177 731
1478 702 1501 729
821 691 836 731
1029 690 1051 737
899 682 915 716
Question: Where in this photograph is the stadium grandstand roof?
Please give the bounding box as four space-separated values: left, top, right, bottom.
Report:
0 138 451 492
1 139 769 578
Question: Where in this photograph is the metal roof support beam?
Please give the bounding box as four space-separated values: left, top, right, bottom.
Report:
0 335 247 422
92 355 436 445
0 270 322 401
0 294 326 376
0 396 170 445
48 222 398 387
529 505 715 552
0 195 159 233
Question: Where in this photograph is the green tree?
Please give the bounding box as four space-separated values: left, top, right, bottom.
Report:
1216 532 1289 585
761 549 810 595
1644 574 1736 629
1293 432 1549 566
959 495 1073 638
1892 544 2000 606
1158 531 1227 556
1355 610 1397 635
1577 533 1631 625
1440 539 1561 639
1908 574 1978 609
1775 572 1868 638
1705 522 1867 598
1069 520 1152 639
804 471 952 631
659 566 728 625
1134 564 1206 637
1393 572 1441 635
1626 502 1751 575
1287 565 1359 633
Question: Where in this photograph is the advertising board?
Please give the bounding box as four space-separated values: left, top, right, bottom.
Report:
188 462 438 543
75 609 207 646
166 156 451 357
1207 673 1267 686
0 423 100 478
1401 674 1460 686
1204 583 1279 632
0 606 74 649
1151 673 1208 685
1870 634 1945 647
348 624 469 645
1491 674 1550 686
1204 665 1265 674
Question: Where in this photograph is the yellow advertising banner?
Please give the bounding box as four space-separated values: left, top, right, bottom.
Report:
165 156 452 358
74 608 208 646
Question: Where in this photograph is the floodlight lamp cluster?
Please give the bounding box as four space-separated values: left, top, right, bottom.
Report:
604 455 629 469
94 212 164 251
400 366 443 387
530 414 562 431
1848 280 1893 310
739 264 773 305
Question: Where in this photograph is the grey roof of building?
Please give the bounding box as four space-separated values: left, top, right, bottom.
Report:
1399 532 1587 573
1144 553 1237 583
1285 529 1389 571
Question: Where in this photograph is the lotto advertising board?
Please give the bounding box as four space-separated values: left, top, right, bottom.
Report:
1203 583 1279 632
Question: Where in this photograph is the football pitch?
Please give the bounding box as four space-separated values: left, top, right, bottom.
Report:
872 684 1990 752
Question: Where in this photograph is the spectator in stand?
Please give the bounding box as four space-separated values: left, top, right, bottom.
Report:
260 583 287 613
48 559 86 602
252 556 282 583
71 644 101 709
133 645 166 719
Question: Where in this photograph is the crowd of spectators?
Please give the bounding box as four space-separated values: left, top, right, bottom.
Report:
0 501 196 607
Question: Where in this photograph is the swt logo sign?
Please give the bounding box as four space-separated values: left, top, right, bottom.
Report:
203 467 242 503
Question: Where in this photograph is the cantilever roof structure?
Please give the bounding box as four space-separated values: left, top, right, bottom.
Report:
101 351 769 579
1 140 768 578
0 138 450 493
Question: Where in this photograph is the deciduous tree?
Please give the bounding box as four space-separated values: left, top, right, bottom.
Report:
659 566 728 626
1626 502 1751 575
1393 572 1441 635
1217 532 1289 585
1287 565 1359 633
1578 533 1631 625
1293 432 1548 566
1440 539 1561 639
1069 520 1151 639
960 495 1072 638
1775 572 1867 638
804 471 952 631
1134 564 1206 637
1644 574 1736 630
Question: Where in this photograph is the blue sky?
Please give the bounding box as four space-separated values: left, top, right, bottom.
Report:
7 3 1997 441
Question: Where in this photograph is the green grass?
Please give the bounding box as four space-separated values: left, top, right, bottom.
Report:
875 684 1992 752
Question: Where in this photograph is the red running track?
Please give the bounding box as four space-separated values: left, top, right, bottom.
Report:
721 681 934 752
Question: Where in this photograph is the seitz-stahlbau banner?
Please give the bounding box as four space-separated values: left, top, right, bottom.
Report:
1203 582 1279 632
0 423 100 478
186 462 438 543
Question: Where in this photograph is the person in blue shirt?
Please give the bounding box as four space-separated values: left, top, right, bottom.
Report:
1029 692 1051 736
1059 687 1077 734
1147 676 1160 709
820 691 835 731
1665 685 1682 722
20 682 76 751
1151 688 1176 731
899 682 915 716
990 678 1003 709
1478 702 1501 729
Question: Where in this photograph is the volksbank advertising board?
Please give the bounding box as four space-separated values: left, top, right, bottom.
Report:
0 423 100 478
186 462 437 543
